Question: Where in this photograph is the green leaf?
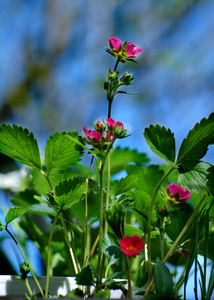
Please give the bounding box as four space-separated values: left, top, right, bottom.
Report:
111 175 138 196
10 189 38 207
0 124 42 170
176 113 214 170
54 177 86 210
126 164 165 197
144 125 175 164
75 265 94 286
125 224 143 237
165 207 194 244
178 162 214 196
31 169 64 195
101 234 122 267
154 257 174 297
5 206 29 225
131 190 156 233
45 131 84 172
199 231 214 261
105 147 149 175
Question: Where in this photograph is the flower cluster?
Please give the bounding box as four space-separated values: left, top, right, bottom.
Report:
83 118 127 149
165 183 191 204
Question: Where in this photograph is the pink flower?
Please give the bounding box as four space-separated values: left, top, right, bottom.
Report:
108 35 142 59
178 250 189 258
83 127 101 144
125 41 143 58
106 118 127 138
108 35 122 51
120 235 145 257
165 183 191 204
102 131 114 142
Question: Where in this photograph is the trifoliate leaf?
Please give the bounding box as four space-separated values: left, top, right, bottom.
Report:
5 206 29 225
176 113 214 170
0 124 42 170
144 125 175 164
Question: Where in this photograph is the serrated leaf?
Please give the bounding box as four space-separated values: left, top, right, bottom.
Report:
104 147 149 175
75 265 94 286
0 124 42 170
178 161 214 196
5 206 29 225
111 175 138 196
131 190 156 233
101 235 122 267
31 169 64 195
54 177 86 210
144 125 175 164
45 131 84 172
154 257 174 297
176 113 214 170
165 207 194 244
10 189 38 207
126 164 165 197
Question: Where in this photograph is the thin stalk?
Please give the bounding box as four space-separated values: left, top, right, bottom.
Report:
159 231 164 261
45 209 61 298
97 160 104 287
24 278 33 297
60 213 79 274
5 228 45 298
84 156 94 267
114 57 120 72
125 256 132 298
144 194 207 297
147 166 175 281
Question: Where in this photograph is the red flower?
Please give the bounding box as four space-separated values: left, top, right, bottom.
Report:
108 35 142 59
165 183 191 204
119 235 145 257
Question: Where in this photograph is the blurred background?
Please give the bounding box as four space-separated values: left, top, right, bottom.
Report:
0 0 214 298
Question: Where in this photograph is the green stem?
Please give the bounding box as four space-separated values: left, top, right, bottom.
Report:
160 231 164 261
125 256 132 299
97 160 104 288
144 194 207 296
147 166 175 282
24 278 33 297
5 228 45 298
114 57 120 72
45 209 61 298
60 213 80 274
84 156 94 267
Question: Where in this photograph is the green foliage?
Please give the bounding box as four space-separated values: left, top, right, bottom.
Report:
165 207 194 245
101 234 122 268
144 125 176 164
111 175 138 196
176 113 214 170
154 258 174 298
5 206 29 225
105 146 149 175
54 177 86 210
75 265 94 286
0 124 42 170
45 131 84 172
178 161 214 196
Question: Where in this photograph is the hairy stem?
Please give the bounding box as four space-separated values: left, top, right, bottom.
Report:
147 166 175 281
5 228 45 298
144 194 207 296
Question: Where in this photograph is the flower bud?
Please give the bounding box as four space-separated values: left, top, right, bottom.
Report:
120 72 134 85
